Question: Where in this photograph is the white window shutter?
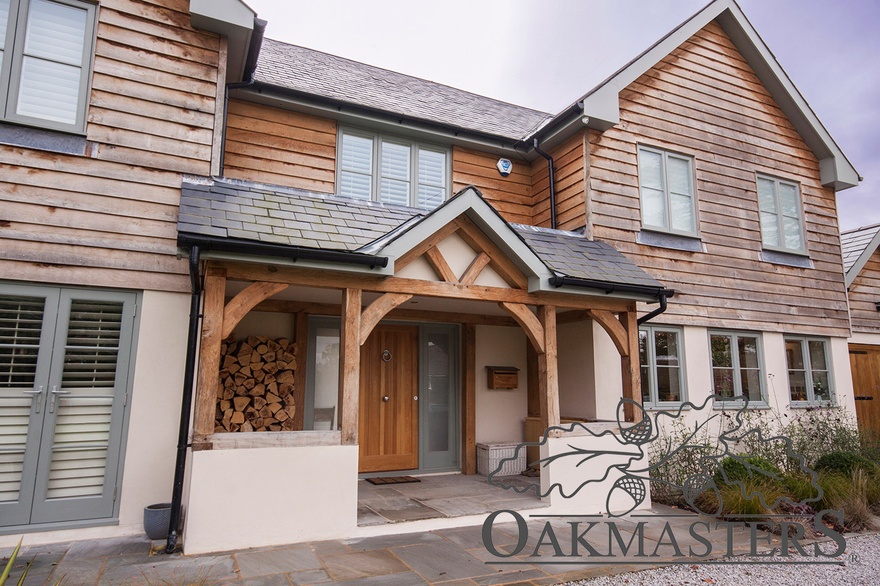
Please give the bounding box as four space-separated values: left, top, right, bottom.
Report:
339 133 373 200
417 148 446 209
380 141 410 206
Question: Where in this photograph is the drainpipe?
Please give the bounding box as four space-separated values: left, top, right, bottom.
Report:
637 293 668 325
166 246 202 554
533 139 557 230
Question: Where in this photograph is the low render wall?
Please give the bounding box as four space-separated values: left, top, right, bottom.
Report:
183 444 358 554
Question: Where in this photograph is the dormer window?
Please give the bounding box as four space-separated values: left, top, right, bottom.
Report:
337 128 449 209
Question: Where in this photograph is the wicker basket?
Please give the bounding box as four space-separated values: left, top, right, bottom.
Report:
477 442 526 476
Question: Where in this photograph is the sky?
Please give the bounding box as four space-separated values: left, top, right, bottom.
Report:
245 0 878 232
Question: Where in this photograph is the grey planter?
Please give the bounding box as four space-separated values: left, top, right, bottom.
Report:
143 503 172 540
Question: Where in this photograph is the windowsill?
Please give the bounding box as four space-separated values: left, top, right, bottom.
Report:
637 229 704 252
643 402 691 411
761 249 813 268
789 401 836 409
712 402 770 410
0 121 91 156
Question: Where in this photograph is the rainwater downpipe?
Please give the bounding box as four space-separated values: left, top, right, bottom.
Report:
533 139 557 230
166 246 202 554
637 293 668 325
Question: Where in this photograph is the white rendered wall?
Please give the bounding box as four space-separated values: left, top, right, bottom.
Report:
592 321 624 421
233 310 295 340
851 331 880 346
475 325 528 443
183 445 358 554
557 320 595 420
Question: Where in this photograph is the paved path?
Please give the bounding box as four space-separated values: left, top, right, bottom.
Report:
1 506 823 585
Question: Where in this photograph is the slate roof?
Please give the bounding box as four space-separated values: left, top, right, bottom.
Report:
841 223 880 274
254 38 552 140
178 177 666 293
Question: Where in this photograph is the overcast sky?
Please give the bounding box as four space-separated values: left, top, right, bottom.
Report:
245 0 878 232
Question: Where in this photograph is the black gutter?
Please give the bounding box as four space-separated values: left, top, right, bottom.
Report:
637 293 668 325
165 246 202 554
533 139 557 230
549 274 674 300
177 232 389 269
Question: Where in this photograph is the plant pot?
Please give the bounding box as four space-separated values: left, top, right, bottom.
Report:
143 503 172 540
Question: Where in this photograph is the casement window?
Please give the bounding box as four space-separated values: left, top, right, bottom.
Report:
637 146 697 236
0 284 136 528
0 0 97 133
638 325 686 407
709 330 766 405
338 128 449 209
757 175 806 254
785 336 833 406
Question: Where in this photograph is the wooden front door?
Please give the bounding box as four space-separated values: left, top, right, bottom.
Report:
851 344 880 438
359 325 419 473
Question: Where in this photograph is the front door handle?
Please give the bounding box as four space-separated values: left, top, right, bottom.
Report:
23 386 43 413
49 386 70 413
383 396 390 402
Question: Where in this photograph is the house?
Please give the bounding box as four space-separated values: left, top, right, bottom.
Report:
841 224 880 435
0 0 861 555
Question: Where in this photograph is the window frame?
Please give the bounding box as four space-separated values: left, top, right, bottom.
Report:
336 126 451 209
755 173 808 255
708 329 767 407
785 335 835 407
0 0 98 134
637 144 699 238
638 324 687 408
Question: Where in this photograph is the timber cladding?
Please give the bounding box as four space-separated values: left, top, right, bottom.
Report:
850 250 880 333
451 147 532 225
531 131 587 231
587 21 849 337
0 0 223 293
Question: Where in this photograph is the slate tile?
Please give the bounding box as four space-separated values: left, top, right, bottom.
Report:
391 542 494 582
236 545 322 578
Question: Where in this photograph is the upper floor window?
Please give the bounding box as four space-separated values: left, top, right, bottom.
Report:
637 145 697 237
0 0 96 133
709 330 765 406
639 325 686 407
785 336 833 406
757 174 805 254
338 128 449 210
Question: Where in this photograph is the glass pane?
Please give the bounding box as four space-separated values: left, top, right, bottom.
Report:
788 370 807 402
381 141 410 180
656 367 681 402
757 177 776 213
312 327 339 430
710 335 732 368
640 365 651 404
670 192 694 233
760 210 779 248
639 331 650 403
782 216 803 251
0 296 45 388
713 368 734 398
17 56 80 124
639 149 663 190
654 331 679 366
418 149 446 187
340 133 372 174
667 156 691 195
641 187 667 228
417 185 444 210
785 340 804 370
812 371 831 402
339 170 371 200
808 341 827 370
379 178 409 207
738 336 759 369
426 333 450 453
779 183 799 217
741 369 762 402
25 0 87 65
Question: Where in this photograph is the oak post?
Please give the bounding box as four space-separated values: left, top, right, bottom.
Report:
461 323 477 474
537 305 561 437
194 267 226 436
619 307 642 423
294 310 309 431
339 288 362 445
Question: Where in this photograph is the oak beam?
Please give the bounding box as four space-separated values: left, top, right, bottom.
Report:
424 246 459 283
537 306 561 437
619 308 642 423
359 292 413 345
453 216 529 289
339 289 362 445
499 301 545 354
587 309 629 357
462 323 477 474
460 252 491 286
394 221 460 271
221 281 289 339
194 267 226 436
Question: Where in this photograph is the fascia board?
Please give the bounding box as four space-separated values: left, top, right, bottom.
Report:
190 0 255 82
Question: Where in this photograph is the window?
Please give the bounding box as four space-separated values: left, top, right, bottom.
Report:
0 0 97 133
785 337 833 405
338 128 449 209
709 331 765 405
638 325 686 406
637 146 697 236
757 175 805 254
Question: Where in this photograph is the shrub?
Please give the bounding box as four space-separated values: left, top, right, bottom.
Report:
648 419 722 506
819 470 879 532
696 478 784 519
713 455 781 485
815 451 877 476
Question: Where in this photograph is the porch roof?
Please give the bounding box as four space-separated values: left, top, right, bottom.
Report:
178 176 667 296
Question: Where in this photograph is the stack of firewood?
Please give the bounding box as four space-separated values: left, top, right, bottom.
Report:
214 336 297 432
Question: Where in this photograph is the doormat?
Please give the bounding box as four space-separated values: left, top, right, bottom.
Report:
366 476 421 485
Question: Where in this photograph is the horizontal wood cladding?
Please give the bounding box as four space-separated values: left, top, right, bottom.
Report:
531 131 586 230
223 99 337 193
452 146 532 224
850 250 880 333
0 0 222 292
588 21 850 336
